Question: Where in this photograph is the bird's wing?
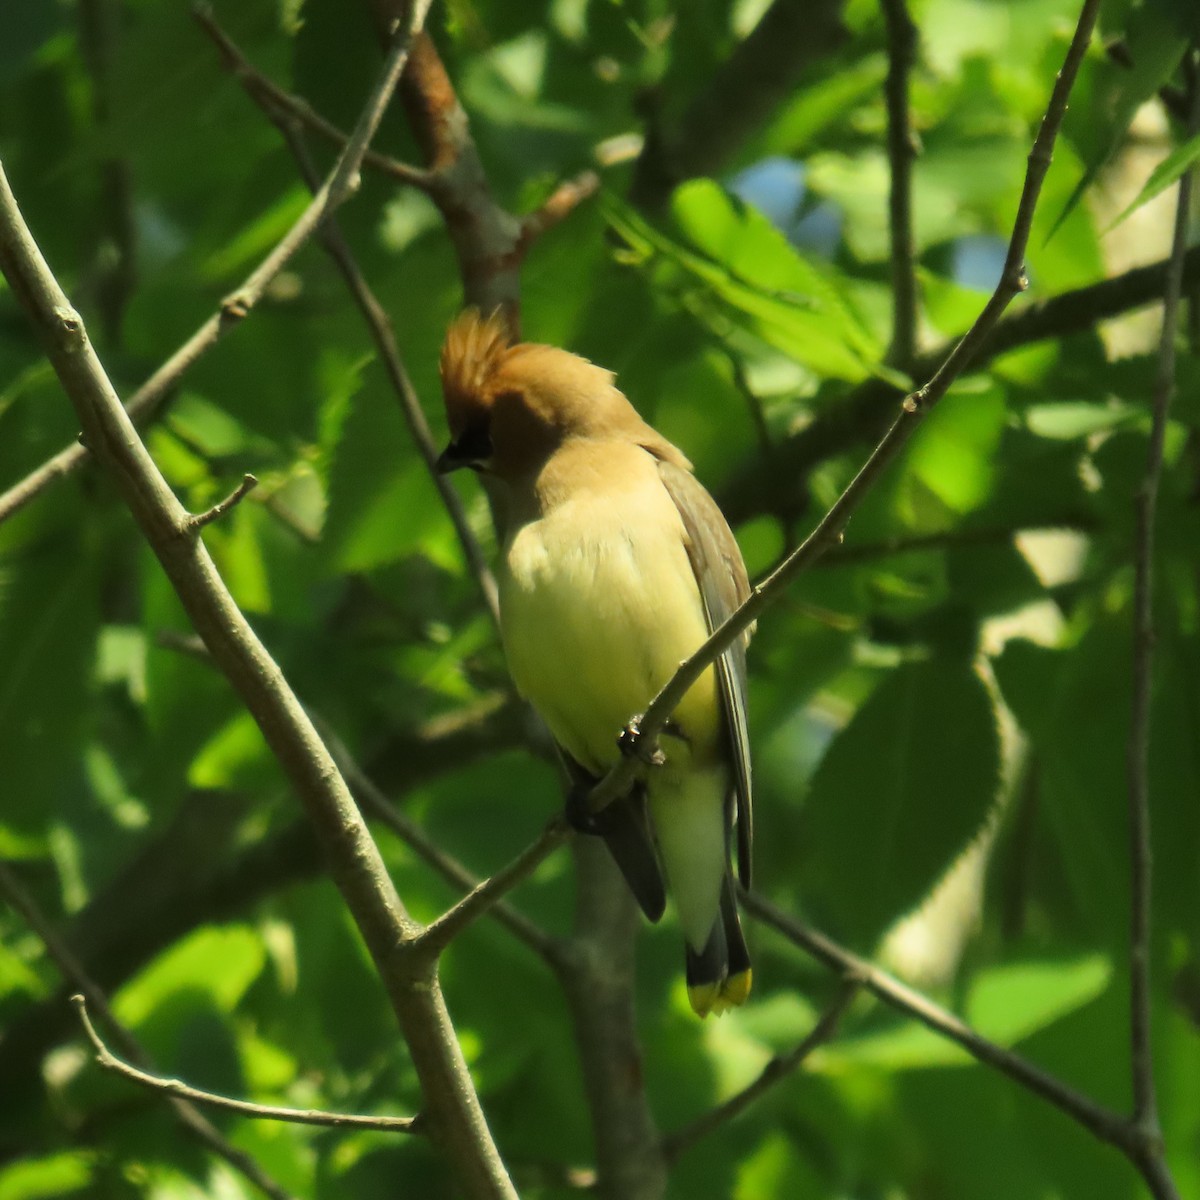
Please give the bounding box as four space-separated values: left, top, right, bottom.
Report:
656 459 754 888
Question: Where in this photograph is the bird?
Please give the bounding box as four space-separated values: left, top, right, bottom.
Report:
436 309 753 1017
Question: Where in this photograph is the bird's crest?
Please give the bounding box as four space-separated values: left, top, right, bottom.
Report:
440 309 512 434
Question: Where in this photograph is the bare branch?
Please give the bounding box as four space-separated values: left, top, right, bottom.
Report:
880 0 920 371
0 861 298 1200
1125 51 1200 1150
72 995 418 1134
367 15 666 1196
720 245 1200 525
662 979 860 1163
189 472 258 530
741 890 1146 1157
0 10 520 1194
193 3 432 190
587 0 1103 815
321 720 565 966
556 841 668 1200
415 817 570 962
0 1 422 532
268 116 500 624
517 171 601 254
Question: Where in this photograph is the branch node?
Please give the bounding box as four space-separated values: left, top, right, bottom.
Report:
54 305 83 338
220 291 251 323
189 473 259 531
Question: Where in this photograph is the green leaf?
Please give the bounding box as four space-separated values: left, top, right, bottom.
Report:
801 658 1001 946
1051 9 1188 238
1110 131 1200 229
0 1152 92 1200
115 926 266 1027
966 955 1112 1042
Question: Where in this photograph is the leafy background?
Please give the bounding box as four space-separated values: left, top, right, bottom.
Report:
0 0 1198 1197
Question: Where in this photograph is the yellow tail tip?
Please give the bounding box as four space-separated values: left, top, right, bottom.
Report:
687 969 752 1018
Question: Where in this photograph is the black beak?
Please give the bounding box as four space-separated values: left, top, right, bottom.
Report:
436 427 492 474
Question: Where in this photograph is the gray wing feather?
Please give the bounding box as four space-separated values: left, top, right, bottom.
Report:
656 459 754 888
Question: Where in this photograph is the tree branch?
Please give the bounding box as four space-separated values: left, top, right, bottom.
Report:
587 0 1102 817
556 842 668 1200
0 699 526 1116
0 2 419 533
816 516 1098 566
661 979 860 1163
365 12 667 1196
0 10 519 1195
211 38 501 621
720 243 1200 524
414 817 570 963
322 720 565 965
72 995 418 1134
0 860 298 1200
188 471 258 529
516 171 602 256
740 890 1148 1158
193 3 433 190
1125 51 1199 1163
880 0 920 371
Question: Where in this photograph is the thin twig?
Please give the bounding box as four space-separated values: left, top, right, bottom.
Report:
661 979 860 1163
720 243 1200 525
415 817 570 962
0 10 522 1196
880 0 920 371
0 861 298 1200
1126 52 1199 1146
193 4 433 190
72 995 418 1133
267 114 500 625
740 890 1145 1157
0 1 426 532
516 171 601 254
189 472 258 530
586 0 1102 815
319 720 566 966
145 637 553 961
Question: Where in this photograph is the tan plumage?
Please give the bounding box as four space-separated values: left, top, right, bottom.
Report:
438 310 753 1016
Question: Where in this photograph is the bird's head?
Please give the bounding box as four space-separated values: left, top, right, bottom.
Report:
437 309 644 482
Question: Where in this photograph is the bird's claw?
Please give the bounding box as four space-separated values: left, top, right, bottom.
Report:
618 718 666 766
619 715 676 763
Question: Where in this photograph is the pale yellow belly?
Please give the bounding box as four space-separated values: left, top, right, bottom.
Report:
499 497 720 777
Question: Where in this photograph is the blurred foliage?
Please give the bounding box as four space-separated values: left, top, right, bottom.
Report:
0 0 1198 1198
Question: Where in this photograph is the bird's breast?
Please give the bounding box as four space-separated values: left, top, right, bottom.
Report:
499 484 720 776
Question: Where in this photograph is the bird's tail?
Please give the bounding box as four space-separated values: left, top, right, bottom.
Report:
685 874 751 1018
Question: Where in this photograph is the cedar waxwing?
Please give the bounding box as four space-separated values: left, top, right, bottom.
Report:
437 310 753 1017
